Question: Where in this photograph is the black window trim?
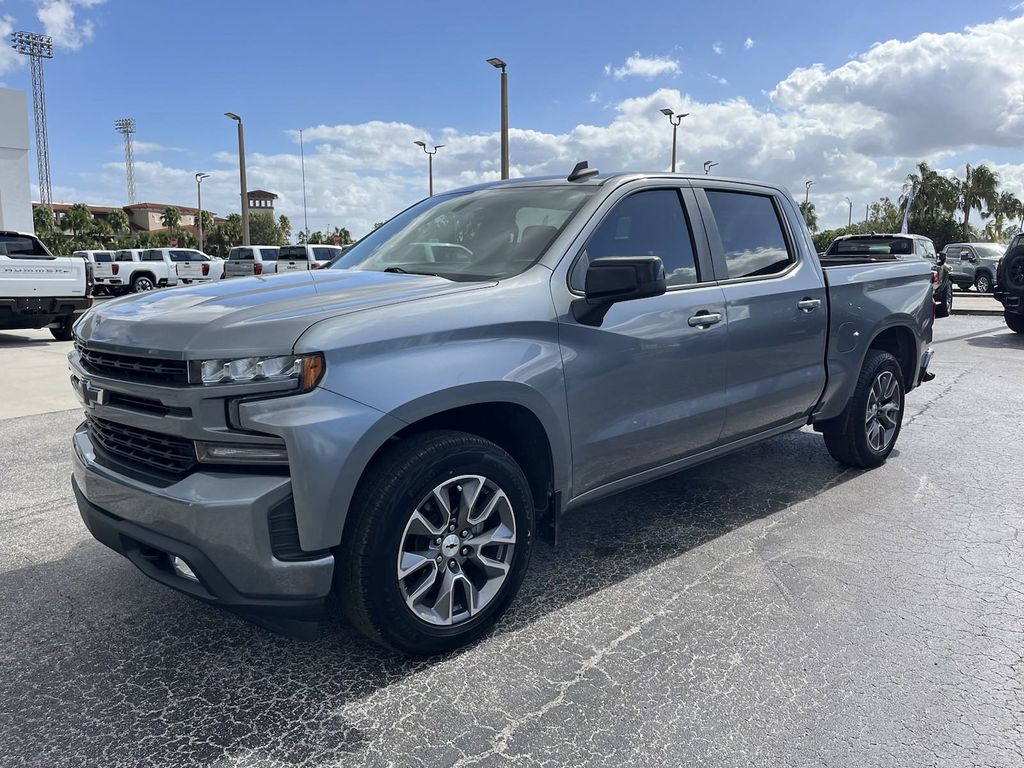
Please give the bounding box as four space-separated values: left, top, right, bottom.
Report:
694 184 801 286
566 184 715 296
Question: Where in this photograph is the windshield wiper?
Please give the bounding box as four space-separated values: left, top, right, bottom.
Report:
382 266 447 278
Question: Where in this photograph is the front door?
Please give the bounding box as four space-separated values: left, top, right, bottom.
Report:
695 185 828 442
559 187 729 496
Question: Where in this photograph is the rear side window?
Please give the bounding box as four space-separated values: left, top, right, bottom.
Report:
141 250 164 262
94 252 113 262
706 191 793 279
258 247 279 260
580 189 699 288
229 248 253 260
115 251 135 262
0 234 51 258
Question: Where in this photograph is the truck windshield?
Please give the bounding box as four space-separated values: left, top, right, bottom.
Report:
0 234 52 258
826 237 913 256
332 186 596 280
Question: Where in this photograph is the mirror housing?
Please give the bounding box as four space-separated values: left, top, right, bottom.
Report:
573 256 667 326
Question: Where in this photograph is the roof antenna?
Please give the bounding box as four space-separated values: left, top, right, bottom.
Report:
567 161 599 182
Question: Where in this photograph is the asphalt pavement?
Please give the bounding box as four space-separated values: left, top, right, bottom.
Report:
0 314 1021 767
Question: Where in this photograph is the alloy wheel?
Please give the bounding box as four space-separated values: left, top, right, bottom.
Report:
134 277 154 292
865 370 901 452
397 474 516 626
976 275 991 293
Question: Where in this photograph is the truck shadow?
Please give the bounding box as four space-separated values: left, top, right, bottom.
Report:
0 429 859 765
964 331 1024 350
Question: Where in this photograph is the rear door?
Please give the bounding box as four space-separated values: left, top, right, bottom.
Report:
694 184 828 441
559 186 729 496
225 247 255 278
278 246 310 272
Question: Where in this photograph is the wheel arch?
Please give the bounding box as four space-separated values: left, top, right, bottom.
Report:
867 324 918 391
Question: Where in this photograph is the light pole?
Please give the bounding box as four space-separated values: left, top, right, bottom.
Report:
660 108 690 173
804 180 815 205
225 112 250 246
486 58 509 179
844 196 853 227
299 128 308 238
195 172 210 251
704 160 718 175
414 141 444 196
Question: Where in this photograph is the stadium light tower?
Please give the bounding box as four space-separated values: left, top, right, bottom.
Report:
114 118 137 204
10 32 54 212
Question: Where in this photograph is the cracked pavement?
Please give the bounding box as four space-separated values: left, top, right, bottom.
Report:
1 315 1022 767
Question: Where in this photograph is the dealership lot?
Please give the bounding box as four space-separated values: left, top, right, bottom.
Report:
0 314 1021 767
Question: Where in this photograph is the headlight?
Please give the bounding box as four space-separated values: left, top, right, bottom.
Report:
196 353 324 390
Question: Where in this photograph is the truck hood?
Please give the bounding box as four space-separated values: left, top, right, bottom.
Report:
75 269 490 358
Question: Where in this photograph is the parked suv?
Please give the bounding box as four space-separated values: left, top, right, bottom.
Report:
995 235 1024 333
941 242 1003 292
70 170 934 655
224 246 281 278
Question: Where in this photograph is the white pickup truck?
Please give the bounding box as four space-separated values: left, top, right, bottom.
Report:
1 230 91 340
95 248 222 294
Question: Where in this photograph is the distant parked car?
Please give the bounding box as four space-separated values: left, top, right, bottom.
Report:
223 246 281 278
277 244 346 272
825 233 951 317
941 242 1003 293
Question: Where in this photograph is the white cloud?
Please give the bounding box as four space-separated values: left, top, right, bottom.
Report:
707 73 729 85
0 14 23 76
744 37 755 49
588 92 599 104
35 0 106 51
51 16 1024 235
132 141 185 156
712 42 724 55
608 52 680 79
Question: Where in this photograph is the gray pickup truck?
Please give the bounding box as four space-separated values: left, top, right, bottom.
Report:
69 169 935 655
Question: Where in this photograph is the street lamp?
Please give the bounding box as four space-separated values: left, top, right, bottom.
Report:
660 108 690 173
413 141 444 197
195 172 210 252
224 112 250 246
844 196 853 227
804 179 815 205
704 160 719 175
486 57 509 179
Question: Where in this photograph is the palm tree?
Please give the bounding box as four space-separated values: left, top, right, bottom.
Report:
278 214 292 243
798 201 818 232
66 203 93 238
903 162 958 220
107 209 130 235
33 206 55 234
160 206 181 230
957 164 1000 240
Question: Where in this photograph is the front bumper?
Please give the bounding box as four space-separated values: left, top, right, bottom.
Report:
72 424 334 637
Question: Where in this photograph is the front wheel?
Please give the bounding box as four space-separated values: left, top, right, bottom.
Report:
337 430 535 656
1006 312 1024 335
822 350 905 468
975 273 993 293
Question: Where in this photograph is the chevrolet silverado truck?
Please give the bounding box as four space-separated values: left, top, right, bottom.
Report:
1 230 91 340
995 234 1024 333
69 169 935 655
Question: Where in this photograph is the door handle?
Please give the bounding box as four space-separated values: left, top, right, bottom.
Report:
797 298 822 312
687 311 723 328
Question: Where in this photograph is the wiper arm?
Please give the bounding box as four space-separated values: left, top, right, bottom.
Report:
382 266 448 279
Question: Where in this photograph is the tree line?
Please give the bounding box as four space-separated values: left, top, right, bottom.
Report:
31 204 357 257
800 163 1023 253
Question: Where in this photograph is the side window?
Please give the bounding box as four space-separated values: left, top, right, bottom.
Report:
141 250 163 262
705 190 793 279
313 247 336 260
577 189 699 289
169 250 190 262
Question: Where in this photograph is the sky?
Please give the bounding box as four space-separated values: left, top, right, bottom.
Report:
2 0 1024 237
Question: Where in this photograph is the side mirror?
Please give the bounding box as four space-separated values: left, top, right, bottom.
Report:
573 256 666 325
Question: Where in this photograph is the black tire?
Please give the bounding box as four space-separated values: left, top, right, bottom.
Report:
935 284 953 318
822 350 905 468
49 316 74 341
337 430 535 656
131 274 155 293
1005 312 1024 335
975 273 993 293
1000 249 1024 295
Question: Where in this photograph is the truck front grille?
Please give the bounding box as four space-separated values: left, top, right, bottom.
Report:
87 416 196 475
77 344 189 385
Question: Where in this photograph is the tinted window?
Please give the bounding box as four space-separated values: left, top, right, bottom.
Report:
141 250 164 262
229 247 253 261
313 247 337 260
94 252 113 262
280 246 309 260
0 234 50 257
258 247 279 261
115 250 135 262
581 189 698 288
706 191 793 279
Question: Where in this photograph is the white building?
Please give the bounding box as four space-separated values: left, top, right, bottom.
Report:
0 88 33 233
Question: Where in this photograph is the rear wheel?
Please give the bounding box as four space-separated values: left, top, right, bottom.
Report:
49 316 74 341
337 430 534 656
1005 312 1024 335
935 284 953 318
822 350 905 468
131 275 155 293
975 273 993 293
